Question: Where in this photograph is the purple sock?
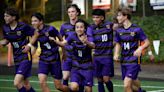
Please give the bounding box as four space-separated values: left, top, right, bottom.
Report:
63 80 69 86
18 86 26 92
98 81 105 92
105 80 113 92
27 87 35 92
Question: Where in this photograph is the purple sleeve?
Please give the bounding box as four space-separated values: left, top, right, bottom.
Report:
86 26 94 42
137 28 147 41
66 36 72 44
114 30 121 43
49 26 60 37
59 24 65 37
23 24 35 36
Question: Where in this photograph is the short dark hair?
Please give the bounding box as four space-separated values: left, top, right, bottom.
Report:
92 9 105 19
5 7 19 21
75 19 89 30
117 7 132 20
31 12 44 21
67 4 81 16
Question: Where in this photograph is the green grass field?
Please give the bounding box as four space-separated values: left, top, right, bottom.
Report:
0 75 164 92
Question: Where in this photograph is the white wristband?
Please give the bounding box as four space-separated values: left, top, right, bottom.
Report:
148 51 153 56
27 43 33 48
138 46 143 51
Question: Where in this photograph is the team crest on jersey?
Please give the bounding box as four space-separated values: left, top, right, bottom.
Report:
106 25 110 29
119 33 123 36
17 31 22 36
66 29 71 32
96 28 99 30
73 41 77 43
130 32 135 36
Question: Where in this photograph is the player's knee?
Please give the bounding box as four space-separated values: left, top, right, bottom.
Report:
14 81 22 88
70 83 79 91
124 82 131 89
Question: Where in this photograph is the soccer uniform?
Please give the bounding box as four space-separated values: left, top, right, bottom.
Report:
90 21 114 77
2 22 34 78
66 33 94 87
36 25 62 79
114 24 147 80
60 22 75 71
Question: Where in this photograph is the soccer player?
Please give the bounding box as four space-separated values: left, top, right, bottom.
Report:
89 9 114 92
60 4 84 91
0 7 35 92
23 12 69 92
50 19 95 92
114 7 149 92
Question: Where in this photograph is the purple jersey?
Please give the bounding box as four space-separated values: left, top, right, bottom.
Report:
90 21 113 58
66 33 93 69
36 25 60 62
2 22 34 64
60 21 75 58
60 22 75 38
114 24 147 64
60 21 75 71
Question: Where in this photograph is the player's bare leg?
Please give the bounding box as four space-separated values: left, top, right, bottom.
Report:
38 74 50 92
85 86 92 92
14 74 26 91
54 79 69 92
124 77 133 92
70 82 79 91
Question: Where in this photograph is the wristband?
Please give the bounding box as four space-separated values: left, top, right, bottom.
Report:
138 46 143 51
27 43 33 48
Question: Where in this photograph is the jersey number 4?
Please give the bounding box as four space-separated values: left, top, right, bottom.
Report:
124 42 130 50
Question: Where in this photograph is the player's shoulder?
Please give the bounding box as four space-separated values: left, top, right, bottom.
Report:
45 25 58 32
62 21 71 26
130 24 143 32
17 22 28 27
104 21 112 25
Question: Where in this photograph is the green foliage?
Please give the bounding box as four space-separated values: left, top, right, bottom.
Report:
132 15 164 63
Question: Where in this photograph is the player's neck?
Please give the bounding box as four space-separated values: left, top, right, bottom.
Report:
123 20 132 29
10 21 18 30
38 24 44 30
70 18 78 25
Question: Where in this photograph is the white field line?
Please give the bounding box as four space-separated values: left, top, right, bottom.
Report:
147 89 164 92
0 79 164 89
